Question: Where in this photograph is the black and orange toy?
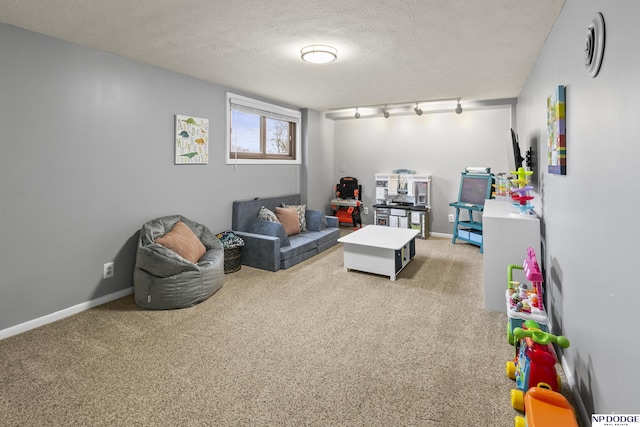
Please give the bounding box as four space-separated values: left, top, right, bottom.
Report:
331 177 363 230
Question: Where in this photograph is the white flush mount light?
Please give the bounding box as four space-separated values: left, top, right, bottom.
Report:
301 45 337 64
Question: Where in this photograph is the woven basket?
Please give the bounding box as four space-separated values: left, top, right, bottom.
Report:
223 246 242 273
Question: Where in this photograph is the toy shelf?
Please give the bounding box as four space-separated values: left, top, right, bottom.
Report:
482 199 541 312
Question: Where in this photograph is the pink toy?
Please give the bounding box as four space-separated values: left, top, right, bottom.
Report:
523 247 543 310
506 247 548 344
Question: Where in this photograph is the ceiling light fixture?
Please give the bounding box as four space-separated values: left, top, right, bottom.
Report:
301 45 337 64
324 97 484 120
455 99 463 114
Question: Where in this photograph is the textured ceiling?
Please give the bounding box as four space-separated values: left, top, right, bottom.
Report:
0 0 565 111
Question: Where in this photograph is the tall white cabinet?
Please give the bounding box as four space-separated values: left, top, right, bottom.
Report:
482 199 541 313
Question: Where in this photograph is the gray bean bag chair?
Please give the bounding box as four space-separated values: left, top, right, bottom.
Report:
133 215 224 309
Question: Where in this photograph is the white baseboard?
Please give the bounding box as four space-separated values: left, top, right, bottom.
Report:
548 321 588 424
547 324 588 424
429 232 453 238
561 355 589 426
0 287 133 340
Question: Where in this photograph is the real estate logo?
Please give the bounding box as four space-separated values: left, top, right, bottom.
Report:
592 414 640 426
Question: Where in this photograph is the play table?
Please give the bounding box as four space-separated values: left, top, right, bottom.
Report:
337 225 419 281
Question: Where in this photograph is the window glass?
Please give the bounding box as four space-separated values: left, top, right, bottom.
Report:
266 118 290 155
231 111 260 154
226 93 301 165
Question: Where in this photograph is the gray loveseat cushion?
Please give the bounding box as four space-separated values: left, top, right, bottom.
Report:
306 209 328 231
247 218 290 246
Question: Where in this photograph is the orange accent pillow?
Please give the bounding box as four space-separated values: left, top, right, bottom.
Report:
155 221 206 264
275 207 301 236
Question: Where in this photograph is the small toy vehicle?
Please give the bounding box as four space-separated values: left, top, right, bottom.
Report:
513 387 578 427
506 321 570 411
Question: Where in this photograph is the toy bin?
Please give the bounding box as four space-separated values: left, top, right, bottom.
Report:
216 230 245 274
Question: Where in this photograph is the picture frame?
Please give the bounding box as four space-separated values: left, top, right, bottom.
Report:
547 85 566 175
175 114 209 164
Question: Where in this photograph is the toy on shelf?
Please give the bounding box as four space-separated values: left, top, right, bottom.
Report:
511 167 533 189
506 322 570 411
506 247 548 344
331 177 363 230
513 387 579 427
510 167 535 215
493 172 511 200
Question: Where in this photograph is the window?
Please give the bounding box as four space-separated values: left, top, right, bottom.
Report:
226 93 301 165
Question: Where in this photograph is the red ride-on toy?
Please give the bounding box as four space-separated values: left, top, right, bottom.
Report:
505 321 570 411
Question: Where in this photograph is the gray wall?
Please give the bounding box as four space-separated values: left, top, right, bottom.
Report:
517 0 640 418
3 1 639 417
301 109 335 213
331 108 513 233
0 24 317 331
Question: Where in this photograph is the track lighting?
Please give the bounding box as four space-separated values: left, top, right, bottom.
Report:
455 99 463 114
325 97 477 120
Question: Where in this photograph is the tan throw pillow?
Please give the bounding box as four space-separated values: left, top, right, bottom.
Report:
283 203 307 231
275 207 301 236
155 221 206 264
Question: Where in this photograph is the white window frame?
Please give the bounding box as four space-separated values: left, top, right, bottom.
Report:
226 92 302 165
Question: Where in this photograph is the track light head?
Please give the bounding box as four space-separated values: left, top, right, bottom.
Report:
455 99 463 114
354 107 360 119
383 108 390 119
414 103 423 116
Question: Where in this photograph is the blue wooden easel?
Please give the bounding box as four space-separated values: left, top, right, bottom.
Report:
449 172 493 253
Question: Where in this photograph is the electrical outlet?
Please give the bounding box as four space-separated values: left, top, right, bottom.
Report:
448 214 455 223
363 207 369 215
103 262 114 279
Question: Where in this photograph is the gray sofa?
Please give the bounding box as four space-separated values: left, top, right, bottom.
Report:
232 194 340 271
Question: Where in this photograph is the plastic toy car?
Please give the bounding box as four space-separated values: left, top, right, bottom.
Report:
506 321 570 411
513 386 578 427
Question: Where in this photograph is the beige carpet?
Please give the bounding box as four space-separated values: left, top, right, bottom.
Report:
0 235 579 426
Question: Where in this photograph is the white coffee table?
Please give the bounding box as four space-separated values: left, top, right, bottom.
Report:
337 225 419 281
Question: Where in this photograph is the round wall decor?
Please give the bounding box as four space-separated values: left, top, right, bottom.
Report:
584 12 605 77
